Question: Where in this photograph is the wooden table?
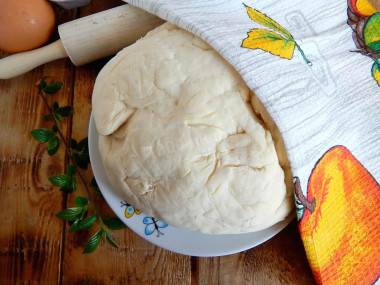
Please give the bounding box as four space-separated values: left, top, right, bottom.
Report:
0 1 315 284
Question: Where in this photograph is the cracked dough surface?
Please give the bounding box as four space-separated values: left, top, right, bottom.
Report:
92 23 293 234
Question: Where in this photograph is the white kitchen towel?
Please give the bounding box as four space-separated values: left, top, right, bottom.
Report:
125 0 380 284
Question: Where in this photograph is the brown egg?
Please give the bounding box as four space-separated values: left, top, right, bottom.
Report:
0 0 55 53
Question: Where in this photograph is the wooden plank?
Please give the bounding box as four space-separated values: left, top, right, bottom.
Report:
0 41 75 285
59 2 191 284
0 5 77 284
197 221 315 284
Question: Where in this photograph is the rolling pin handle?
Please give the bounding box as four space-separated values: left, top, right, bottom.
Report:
0 40 68 80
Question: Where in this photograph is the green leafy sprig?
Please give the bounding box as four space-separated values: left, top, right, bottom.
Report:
31 79 126 253
44 101 73 123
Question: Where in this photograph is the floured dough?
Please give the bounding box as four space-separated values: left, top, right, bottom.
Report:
92 23 293 234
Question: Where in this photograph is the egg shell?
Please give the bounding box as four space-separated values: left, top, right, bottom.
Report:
0 0 56 53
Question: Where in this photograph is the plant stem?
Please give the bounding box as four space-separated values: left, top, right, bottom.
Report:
294 176 315 214
38 87 100 217
295 43 312 66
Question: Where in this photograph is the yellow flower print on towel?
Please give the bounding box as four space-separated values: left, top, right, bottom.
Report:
242 4 311 65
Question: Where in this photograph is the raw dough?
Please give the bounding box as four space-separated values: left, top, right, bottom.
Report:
92 23 293 234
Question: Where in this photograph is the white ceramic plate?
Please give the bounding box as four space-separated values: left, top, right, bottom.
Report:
88 114 294 257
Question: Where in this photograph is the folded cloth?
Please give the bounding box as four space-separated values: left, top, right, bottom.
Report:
125 0 380 283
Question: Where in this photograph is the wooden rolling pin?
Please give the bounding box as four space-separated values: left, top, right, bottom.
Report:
0 5 164 79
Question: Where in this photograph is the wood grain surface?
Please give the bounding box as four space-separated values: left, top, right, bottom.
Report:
0 1 315 284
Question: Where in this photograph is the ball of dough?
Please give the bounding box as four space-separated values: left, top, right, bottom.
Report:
92 23 293 234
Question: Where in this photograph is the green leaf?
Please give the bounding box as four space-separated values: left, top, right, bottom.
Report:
368 41 380 51
56 106 74 117
47 136 58 151
79 215 97 230
91 177 98 187
72 152 89 170
103 217 127 230
242 29 295 59
54 114 63 123
39 80 47 89
49 174 71 187
52 125 58 133
47 138 60 156
43 114 52 121
69 219 81 232
296 203 304 222
53 102 59 111
67 164 77 176
72 138 90 169
61 176 77 193
60 184 74 193
364 13 380 51
70 139 78 149
93 187 102 197
372 59 380 86
72 176 77 191
103 230 118 248
56 207 83 221
42 82 63 94
75 196 88 207
244 4 293 39
91 177 103 197
75 137 88 151
80 209 88 220
30 128 54 142
83 229 103 253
